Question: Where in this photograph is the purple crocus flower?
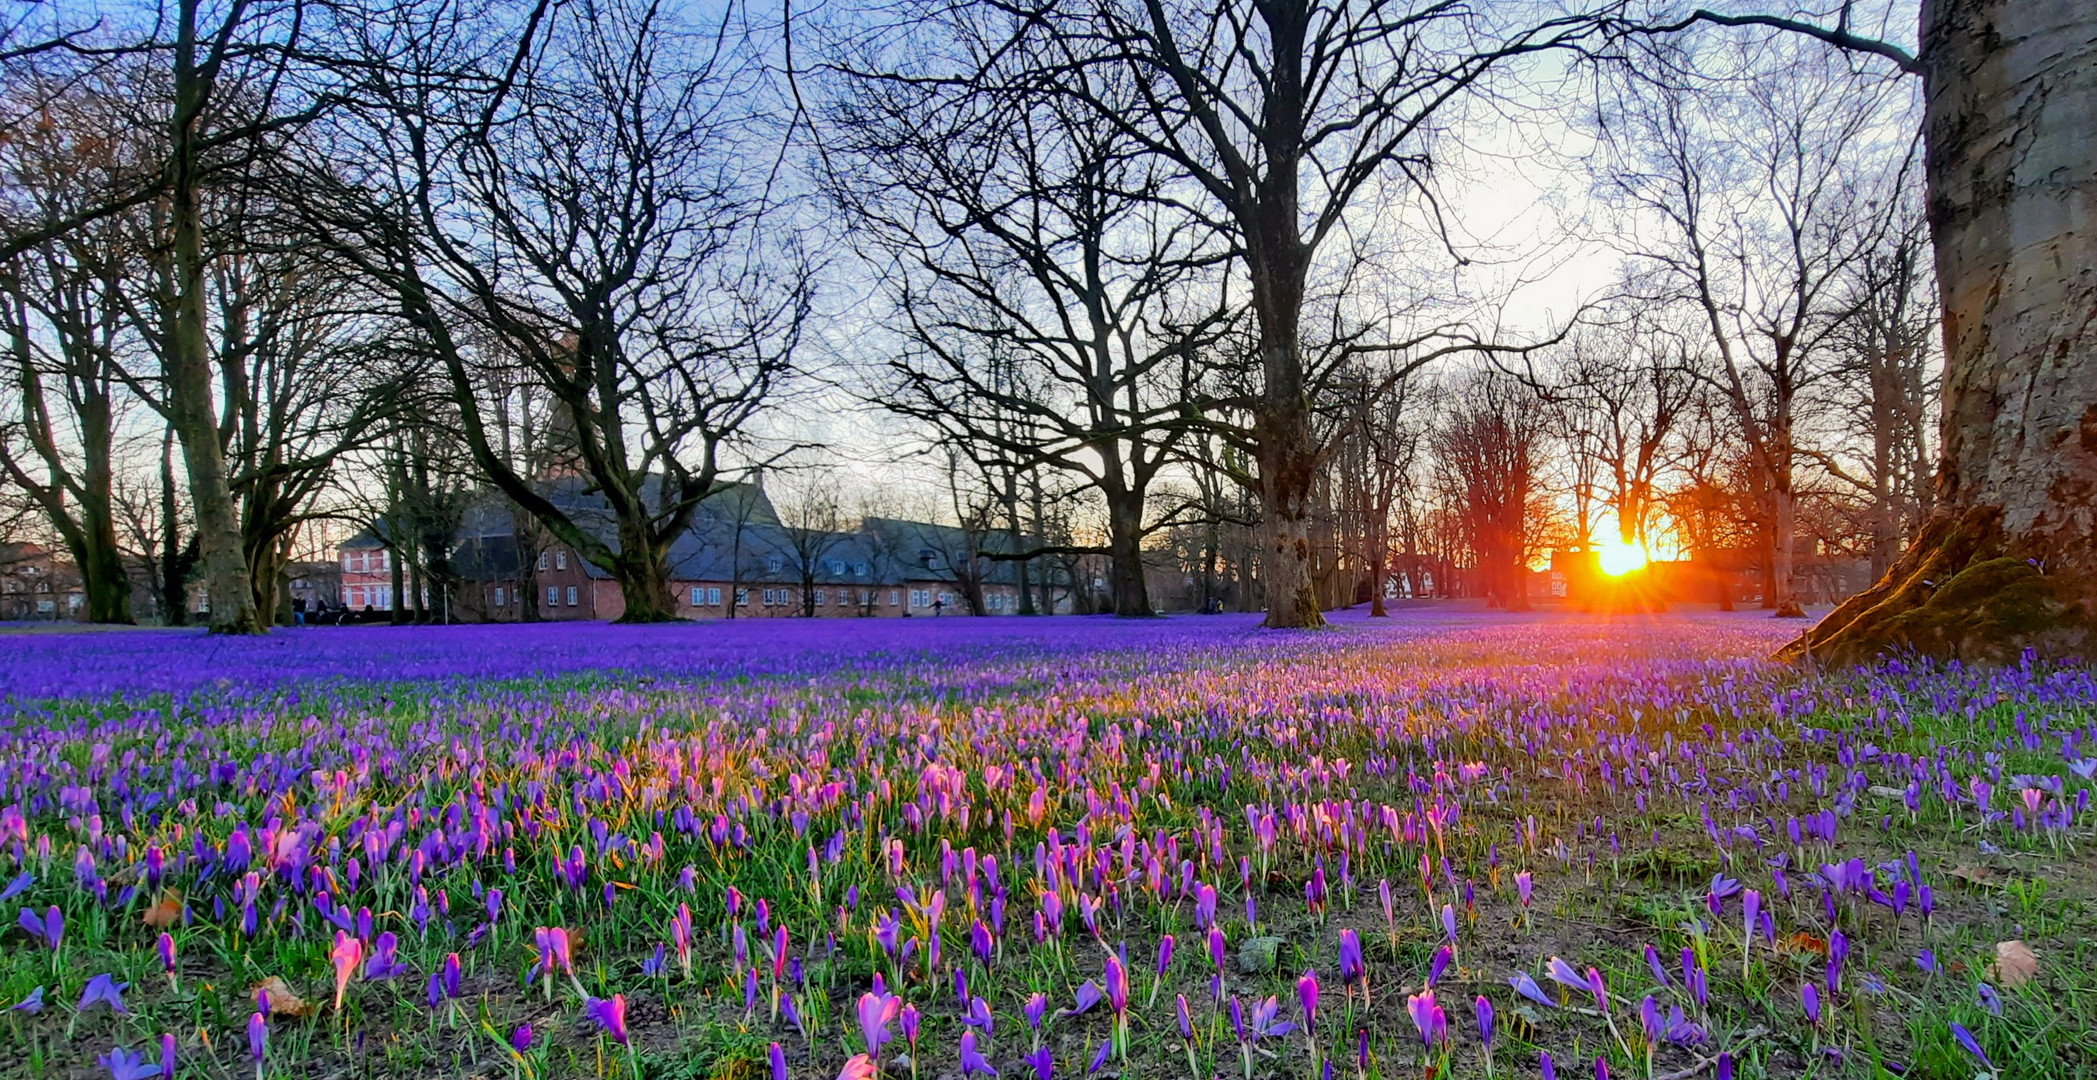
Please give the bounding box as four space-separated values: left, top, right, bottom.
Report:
770 1042 789 1080
1428 944 1453 987
584 994 630 1045
1323 929 1358 991
1950 1022 1992 1068
1297 969 1320 1031
160 1032 176 1080
1802 983 1821 1026
1644 944 1670 988
1509 970 1555 1008
960 1030 999 1077
11 986 43 1013
512 1023 533 1052
1103 953 1129 1017
1023 1046 1053 1080
77 974 129 1015
248 1012 268 1075
857 989 900 1055
1545 956 1587 994
1540 1050 1556 1080
1406 988 1447 1047
1475 994 1495 1046
17 905 61 951
98 1047 161 1080
1061 980 1102 1017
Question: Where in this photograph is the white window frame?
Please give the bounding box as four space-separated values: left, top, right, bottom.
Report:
548 585 560 607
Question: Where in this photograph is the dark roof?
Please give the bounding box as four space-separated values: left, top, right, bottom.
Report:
339 479 1032 588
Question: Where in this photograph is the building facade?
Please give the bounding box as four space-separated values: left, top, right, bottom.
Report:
340 481 1054 622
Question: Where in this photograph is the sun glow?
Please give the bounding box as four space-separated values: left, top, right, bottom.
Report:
1596 539 1650 577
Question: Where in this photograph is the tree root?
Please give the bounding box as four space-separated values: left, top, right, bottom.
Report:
1780 506 2096 666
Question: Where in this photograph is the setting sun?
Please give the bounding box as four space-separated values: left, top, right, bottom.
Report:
1596 539 1650 577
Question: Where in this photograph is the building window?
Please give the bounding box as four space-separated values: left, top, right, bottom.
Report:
494 587 506 607
766 556 783 573
889 590 899 606
829 560 846 575
691 586 705 605
342 554 353 573
938 592 952 608
735 588 748 606
566 586 578 606
910 589 928 608
813 589 824 605
547 585 560 608
708 587 722 605
537 552 548 571
554 551 567 571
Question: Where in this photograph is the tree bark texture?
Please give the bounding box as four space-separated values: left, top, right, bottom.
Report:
1791 0 2097 663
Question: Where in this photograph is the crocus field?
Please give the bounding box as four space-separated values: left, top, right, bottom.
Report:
2 611 2092 1080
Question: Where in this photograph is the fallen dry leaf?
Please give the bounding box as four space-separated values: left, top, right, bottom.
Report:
1949 863 1998 887
141 890 183 929
251 976 313 1018
1992 940 2039 988
1784 931 1830 956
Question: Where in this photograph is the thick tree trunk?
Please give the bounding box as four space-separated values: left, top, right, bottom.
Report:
1367 520 1389 617
166 0 261 635
1260 457 1324 628
1105 492 1152 617
1790 0 2097 664
613 519 680 623
1771 485 1806 617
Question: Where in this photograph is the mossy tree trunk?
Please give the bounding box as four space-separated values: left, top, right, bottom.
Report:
1790 0 2097 664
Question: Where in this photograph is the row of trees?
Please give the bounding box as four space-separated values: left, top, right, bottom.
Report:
2 0 2090 660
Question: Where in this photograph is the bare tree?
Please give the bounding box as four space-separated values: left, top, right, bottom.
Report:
0 85 145 623
1638 2 2097 661
1557 313 1699 552
1819 201 1937 580
1433 372 1545 609
309 0 809 622
1593 38 1912 616
770 473 852 617
886 0 1597 627
831 35 1232 617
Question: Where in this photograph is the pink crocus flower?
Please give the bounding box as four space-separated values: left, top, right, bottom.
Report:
330 932 362 1013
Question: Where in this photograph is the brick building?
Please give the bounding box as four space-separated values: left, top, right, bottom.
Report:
339 479 1056 622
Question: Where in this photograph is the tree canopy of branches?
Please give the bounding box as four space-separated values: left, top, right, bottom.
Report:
310 0 810 622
